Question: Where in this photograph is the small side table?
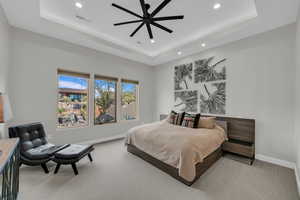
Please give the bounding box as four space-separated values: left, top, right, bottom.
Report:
222 139 255 165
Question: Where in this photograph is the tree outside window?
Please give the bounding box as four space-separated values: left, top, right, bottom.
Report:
94 77 117 125
121 80 138 120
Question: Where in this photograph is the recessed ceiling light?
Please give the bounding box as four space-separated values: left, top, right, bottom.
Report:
213 3 221 10
201 43 206 47
75 15 91 22
75 2 83 9
177 51 182 55
150 39 155 44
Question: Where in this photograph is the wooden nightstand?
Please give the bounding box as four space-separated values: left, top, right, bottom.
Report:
203 115 255 165
222 139 255 165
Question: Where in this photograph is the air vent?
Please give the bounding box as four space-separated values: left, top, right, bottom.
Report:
75 15 91 22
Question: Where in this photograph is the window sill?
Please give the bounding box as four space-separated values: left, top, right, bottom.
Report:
94 121 117 126
119 119 140 123
55 119 142 132
56 124 90 132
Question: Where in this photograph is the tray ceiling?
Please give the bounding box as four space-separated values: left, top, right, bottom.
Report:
0 0 299 66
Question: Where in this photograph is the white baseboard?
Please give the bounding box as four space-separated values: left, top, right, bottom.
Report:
294 166 300 197
78 134 126 145
255 154 295 169
256 154 300 197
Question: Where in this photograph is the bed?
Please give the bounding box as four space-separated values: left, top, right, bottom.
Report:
125 119 227 186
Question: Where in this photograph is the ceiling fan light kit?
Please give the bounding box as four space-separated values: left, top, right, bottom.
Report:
112 0 184 39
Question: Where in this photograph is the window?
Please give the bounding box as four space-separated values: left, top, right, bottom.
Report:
121 79 139 120
94 75 117 125
57 70 89 128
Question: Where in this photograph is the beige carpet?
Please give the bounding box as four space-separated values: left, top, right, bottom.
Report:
19 140 299 200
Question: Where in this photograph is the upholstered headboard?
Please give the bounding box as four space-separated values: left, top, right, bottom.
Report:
215 120 228 135
160 114 168 121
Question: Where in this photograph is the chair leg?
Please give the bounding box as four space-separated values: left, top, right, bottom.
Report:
88 153 93 162
41 163 49 174
71 163 78 175
54 164 61 174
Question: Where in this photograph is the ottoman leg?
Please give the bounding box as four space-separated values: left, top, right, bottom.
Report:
88 153 93 162
71 163 78 175
54 164 61 174
41 163 49 174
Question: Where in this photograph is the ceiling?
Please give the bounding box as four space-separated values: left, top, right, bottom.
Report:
0 0 299 66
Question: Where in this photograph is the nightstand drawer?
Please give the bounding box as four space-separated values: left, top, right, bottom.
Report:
222 141 254 158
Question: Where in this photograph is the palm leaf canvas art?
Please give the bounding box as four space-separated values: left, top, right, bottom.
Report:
200 82 226 114
194 57 226 83
174 91 198 113
173 56 227 115
174 63 193 90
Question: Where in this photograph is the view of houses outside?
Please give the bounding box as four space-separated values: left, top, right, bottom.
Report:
94 79 117 124
121 82 138 120
57 74 138 128
57 75 89 128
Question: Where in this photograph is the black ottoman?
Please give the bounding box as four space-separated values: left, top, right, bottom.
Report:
52 144 94 175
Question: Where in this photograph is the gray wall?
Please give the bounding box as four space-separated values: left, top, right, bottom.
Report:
0 5 11 138
0 5 10 93
154 24 296 162
1 4 298 166
8 28 155 144
294 6 300 184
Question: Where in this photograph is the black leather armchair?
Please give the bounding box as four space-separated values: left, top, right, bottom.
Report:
9 123 55 173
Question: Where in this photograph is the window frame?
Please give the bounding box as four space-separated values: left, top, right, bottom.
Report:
93 75 118 126
120 79 140 122
56 69 141 130
56 69 90 129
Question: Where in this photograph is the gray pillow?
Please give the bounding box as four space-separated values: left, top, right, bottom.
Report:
216 120 227 135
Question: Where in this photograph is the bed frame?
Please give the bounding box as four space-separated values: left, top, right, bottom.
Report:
127 115 255 186
128 145 222 186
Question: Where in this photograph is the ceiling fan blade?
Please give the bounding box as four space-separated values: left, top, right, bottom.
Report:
150 0 172 17
139 0 147 16
153 15 184 21
130 22 145 37
146 23 153 39
114 20 143 26
151 21 173 33
112 3 143 19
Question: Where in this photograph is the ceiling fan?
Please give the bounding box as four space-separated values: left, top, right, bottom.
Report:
112 0 184 39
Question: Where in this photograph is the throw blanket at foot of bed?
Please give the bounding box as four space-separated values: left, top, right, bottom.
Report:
125 120 227 182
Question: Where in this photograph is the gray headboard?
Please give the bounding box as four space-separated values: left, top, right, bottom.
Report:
160 114 168 121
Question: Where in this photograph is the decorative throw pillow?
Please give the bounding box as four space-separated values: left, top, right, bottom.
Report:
181 113 201 128
168 111 185 125
198 117 216 129
215 120 227 135
175 112 185 125
167 111 177 124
